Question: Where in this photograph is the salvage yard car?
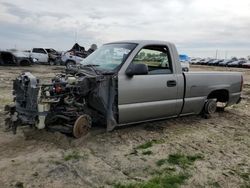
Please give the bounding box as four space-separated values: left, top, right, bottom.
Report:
227 60 247 67
45 48 62 65
218 59 234 66
61 43 97 68
0 51 31 66
30 48 61 65
242 61 250 68
208 59 224 66
4 40 243 138
61 51 85 68
30 48 49 64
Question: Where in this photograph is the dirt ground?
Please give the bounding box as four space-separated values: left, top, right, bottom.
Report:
0 65 249 188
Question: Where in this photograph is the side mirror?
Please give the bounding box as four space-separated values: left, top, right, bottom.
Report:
126 63 148 77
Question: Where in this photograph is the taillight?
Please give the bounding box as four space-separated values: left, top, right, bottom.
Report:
240 75 243 91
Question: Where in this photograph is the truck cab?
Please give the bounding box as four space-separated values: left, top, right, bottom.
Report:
30 48 49 63
115 41 185 124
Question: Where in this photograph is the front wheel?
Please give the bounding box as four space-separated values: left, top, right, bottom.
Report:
49 61 55 66
66 60 75 69
73 115 91 138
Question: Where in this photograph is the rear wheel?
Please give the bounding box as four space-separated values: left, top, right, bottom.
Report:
204 99 217 114
202 99 217 118
20 60 30 66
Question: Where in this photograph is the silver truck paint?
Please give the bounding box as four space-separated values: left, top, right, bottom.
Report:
5 40 242 138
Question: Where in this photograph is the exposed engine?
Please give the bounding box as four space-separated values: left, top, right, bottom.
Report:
4 70 117 138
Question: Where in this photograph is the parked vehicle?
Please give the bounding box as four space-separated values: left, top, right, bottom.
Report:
179 54 190 71
0 51 31 66
197 59 205 64
208 59 224 66
228 60 247 67
61 51 85 68
45 48 61 65
190 58 201 64
218 59 234 66
200 58 215 65
5 40 242 138
30 48 49 64
61 43 97 68
30 48 62 65
180 61 190 72
195 58 205 64
242 61 250 68
207 59 216 66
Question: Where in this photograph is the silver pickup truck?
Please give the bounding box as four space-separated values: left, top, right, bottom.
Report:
5 40 242 138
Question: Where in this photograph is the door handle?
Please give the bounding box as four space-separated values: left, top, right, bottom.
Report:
167 80 176 87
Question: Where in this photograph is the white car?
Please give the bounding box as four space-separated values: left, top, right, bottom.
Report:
190 58 201 64
30 48 49 64
180 60 190 72
61 51 85 68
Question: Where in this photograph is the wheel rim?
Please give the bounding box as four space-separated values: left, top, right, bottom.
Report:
73 115 91 138
67 62 74 68
206 99 217 114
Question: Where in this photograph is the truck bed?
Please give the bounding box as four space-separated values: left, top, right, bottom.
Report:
181 71 242 115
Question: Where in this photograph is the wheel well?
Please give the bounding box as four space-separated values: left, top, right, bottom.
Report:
20 60 31 66
207 89 229 102
66 60 76 64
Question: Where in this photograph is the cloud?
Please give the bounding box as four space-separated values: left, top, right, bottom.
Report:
0 0 249 55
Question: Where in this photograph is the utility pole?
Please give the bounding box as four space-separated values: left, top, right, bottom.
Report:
74 29 77 43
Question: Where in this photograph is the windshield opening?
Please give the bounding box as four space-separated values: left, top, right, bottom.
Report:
80 43 137 72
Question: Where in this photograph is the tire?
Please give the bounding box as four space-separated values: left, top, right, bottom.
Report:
20 60 31 66
66 60 75 69
204 99 217 114
49 61 55 66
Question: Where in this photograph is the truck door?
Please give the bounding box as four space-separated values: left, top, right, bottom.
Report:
31 48 48 63
31 48 39 62
118 45 183 124
39 48 48 63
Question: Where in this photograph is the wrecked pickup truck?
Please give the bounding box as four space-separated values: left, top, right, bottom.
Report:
5 40 243 138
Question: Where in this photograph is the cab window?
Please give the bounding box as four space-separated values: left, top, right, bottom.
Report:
132 45 172 74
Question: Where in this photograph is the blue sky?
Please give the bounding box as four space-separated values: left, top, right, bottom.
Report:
0 0 250 57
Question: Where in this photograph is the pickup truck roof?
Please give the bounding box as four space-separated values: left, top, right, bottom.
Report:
107 40 175 46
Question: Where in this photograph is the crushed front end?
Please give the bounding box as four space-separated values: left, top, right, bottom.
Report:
5 70 118 138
